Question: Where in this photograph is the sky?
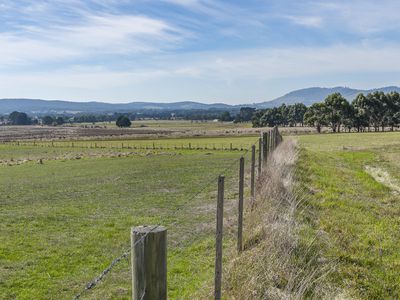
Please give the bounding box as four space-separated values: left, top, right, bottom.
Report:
1 0 400 104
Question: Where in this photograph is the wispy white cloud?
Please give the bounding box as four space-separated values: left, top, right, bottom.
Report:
285 15 323 28
1 43 399 102
166 44 400 81
1 0 400 102
306 0 400 34
0 13 181 66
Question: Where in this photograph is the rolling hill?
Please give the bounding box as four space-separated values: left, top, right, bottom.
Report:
0 86 399 114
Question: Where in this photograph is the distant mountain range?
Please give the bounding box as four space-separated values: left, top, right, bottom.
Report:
256 86 400 108
1 86 399 114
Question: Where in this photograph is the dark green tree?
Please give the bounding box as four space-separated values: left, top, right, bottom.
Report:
352 94 370 132
303 103 328 133
42 116 54 125
288 103 307 126
56 117 64 125
9 111 31 125
234 107 256 123
220 111 233 122
116 115 131 128
324 93 351 133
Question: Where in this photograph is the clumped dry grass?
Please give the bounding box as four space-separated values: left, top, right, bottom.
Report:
224 139 337 299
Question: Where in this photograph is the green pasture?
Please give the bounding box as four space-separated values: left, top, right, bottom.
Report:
296 132 400 298
0 136 258 163
0 143 255 299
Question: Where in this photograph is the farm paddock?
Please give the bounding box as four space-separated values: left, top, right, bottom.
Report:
1 124 399 299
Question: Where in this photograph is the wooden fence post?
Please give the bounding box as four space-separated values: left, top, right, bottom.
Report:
262 132 268 160
258 138 262 175
270 129 274 151
251 145 255 198
214 175 224 300
238 157 245 253
131 225 167 300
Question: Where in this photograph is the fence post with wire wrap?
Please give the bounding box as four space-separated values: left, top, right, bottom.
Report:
131 225 167 300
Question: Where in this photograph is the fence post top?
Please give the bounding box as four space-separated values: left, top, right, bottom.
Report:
132 225 166 234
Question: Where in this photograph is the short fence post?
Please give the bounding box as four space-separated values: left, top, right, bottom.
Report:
238 157 244 253
251 145 255 198
262 132 269 160
270 129 274 151
131 225 167 300
258 138 262 175
214 175 224 300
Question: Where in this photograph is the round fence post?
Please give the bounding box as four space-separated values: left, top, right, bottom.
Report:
131 225 167 300
251 145 256 198
258 137 262 175
238 157 245 253
262 132 269 161
214 175 225 300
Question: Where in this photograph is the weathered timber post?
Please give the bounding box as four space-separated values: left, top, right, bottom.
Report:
214 175 225 300
270 129 274 151
131 225 167 300
230 143 233 150
251 145 255 198
189 143 191 150
262 132 268 160
258 138 262 175
238 157 245 253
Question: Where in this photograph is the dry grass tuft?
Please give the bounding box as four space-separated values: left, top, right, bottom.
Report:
224 138 337 299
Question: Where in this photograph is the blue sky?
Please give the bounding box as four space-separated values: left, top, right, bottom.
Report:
1 0 400 104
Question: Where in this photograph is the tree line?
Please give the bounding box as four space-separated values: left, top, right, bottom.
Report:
252 91 400 133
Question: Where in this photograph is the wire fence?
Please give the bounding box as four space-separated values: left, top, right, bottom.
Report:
66 138 264 299
68 127 281 299
69 138 258 300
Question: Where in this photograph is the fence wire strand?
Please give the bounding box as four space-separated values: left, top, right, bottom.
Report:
72 225 159 300
71 138 261 299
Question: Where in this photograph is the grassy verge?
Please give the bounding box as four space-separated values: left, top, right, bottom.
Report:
297 132 400 298
224 139 334 299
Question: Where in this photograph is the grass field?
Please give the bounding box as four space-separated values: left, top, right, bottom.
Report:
72 120 253 130
0 135 257 299
3 126 400 299
297 132 400 298
0 136 258 165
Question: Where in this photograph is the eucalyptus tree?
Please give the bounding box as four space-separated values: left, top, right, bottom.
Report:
352 94 370 132
304 102 328 133
323 93 351 133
